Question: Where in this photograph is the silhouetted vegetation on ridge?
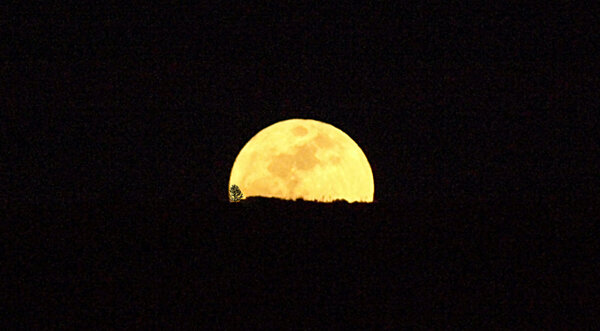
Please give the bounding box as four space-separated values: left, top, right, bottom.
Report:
241 196 370 205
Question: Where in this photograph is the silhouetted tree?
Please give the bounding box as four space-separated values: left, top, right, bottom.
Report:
229 184 243 202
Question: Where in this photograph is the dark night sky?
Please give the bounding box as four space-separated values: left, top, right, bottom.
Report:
3 5 598 328
4 2 596 205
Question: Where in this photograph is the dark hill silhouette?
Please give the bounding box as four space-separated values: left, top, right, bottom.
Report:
242 195 367 204
5 195 595 328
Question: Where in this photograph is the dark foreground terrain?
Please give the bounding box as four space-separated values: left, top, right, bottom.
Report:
5 196 596 328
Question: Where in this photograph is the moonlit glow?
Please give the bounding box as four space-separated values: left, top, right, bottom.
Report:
229 118 374 202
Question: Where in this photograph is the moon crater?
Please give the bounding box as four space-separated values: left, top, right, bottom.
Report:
292 125 308 136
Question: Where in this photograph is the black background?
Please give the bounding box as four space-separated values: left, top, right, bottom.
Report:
3 2 598 328
4 2 597 204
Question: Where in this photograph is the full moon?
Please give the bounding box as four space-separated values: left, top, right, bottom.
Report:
229 118 374 202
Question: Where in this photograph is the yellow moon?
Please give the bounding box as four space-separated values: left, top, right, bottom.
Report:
229 118 374 202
